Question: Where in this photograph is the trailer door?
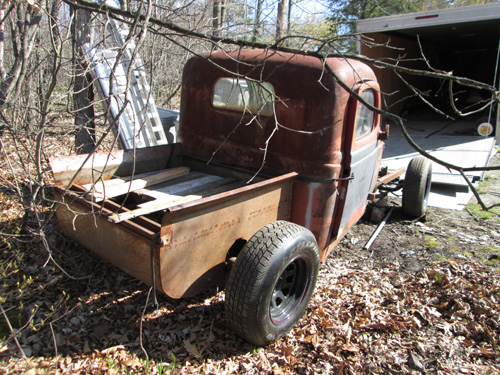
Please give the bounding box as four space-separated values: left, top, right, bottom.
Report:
333 85 382 238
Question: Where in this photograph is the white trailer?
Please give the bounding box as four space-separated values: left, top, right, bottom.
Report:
357 3 500 209
357 2 500 140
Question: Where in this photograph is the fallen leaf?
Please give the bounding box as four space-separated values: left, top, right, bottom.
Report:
183 339 202 358
407 351 424 371
83 341 91 353
463 339 473 347
341 344 361 353
479 347 496 359
100 345 125 355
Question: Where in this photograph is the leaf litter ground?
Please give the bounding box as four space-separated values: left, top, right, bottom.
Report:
0 131 499 374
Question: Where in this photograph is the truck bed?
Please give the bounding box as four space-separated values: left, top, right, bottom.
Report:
82 166 247 223
50 145 296 298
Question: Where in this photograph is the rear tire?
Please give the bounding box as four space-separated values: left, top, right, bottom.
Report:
225 221 319 346
402 156 432 217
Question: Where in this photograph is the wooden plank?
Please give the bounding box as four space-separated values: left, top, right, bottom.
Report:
137 176 236 208
377 167 405 185
108 180 245 223
82 169 169 191
109 195 202 223
133 171 207 196
49 144 181 187
86 167 190 201
138 175 227 202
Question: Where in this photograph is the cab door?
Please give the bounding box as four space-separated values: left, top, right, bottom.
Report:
332 83 383 238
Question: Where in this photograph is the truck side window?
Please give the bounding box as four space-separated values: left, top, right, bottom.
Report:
213 78 275 116
354 90 375 139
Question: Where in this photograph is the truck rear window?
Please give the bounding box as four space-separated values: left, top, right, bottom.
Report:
355 90 375 139
213 78 275 116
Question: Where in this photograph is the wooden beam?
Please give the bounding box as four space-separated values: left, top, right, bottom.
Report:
377 167 405 186
84 167 190 201
108 180 245 223
137 175 233 204
109 194 202 223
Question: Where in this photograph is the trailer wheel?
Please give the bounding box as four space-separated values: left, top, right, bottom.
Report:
225 221 319 346
402 156 432 217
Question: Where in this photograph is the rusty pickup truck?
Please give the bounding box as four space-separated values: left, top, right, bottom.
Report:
50 49 432 346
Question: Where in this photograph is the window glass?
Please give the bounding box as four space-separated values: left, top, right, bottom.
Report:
355 90 375 140
213 78 275 116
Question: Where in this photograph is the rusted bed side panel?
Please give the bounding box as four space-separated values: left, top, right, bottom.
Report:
54 191 163 288
54 172 295 299
159 174 295 298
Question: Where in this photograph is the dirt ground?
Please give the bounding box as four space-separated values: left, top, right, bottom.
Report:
0 132 499 374
347 151 500 273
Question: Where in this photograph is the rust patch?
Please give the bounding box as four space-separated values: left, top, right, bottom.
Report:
161 224 173 247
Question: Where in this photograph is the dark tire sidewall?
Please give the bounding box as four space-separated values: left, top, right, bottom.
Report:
225 221 319 346
403 157 432 217
252 238 319 344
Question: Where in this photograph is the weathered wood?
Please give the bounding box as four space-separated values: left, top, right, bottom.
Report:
377 167 405 186
108 179 244 223
83 169 173 190
134 171 206 196
137 176 237 208
86 166 190 201
49 144 182 187
109 195 202 223
137 175 231 202
82 168 188 192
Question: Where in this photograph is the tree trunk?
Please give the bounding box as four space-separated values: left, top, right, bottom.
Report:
251 0 263 43
0 8 5 81
275 0 287 42
287 0 293 38
212 0 225 37
71 7 95 154
0 5 41 107
50 0 62 46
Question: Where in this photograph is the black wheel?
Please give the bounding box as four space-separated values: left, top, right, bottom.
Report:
225 221 320 346
402 156 432 217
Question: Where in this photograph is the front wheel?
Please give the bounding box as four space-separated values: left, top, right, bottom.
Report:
402 156 432 217
225 221 320 346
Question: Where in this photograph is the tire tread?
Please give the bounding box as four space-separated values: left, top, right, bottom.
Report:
225 221 317 344
402 157 432 217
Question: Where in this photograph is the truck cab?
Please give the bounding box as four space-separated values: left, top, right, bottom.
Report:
180 49 385 259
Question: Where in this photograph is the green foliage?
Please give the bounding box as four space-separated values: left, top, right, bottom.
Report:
331 0 425 22
0 219 69 347
423 235 441 250
475 179 490 194
105 354 117 370
287 17 334 51
482 246 500 253
156 355 179 373
466 203 499 220
435 272 444 283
